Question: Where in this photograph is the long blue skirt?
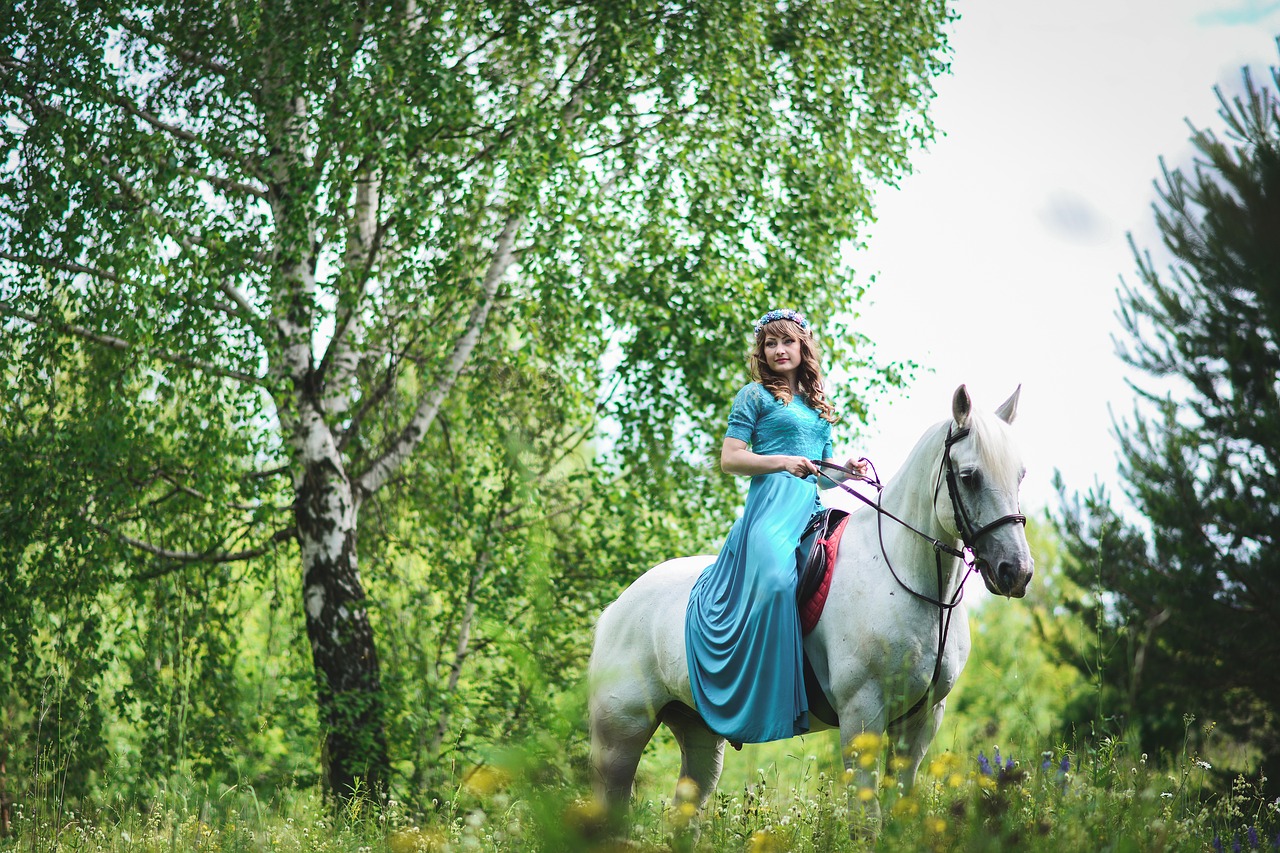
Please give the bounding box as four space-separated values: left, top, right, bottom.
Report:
685 471 815 743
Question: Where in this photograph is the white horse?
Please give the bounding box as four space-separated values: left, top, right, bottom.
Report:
587 385 1034 823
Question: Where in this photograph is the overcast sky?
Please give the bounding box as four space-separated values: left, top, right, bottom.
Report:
829 0 1280 518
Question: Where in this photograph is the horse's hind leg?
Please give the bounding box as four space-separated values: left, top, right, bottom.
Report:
590 701 658 818
662 704 725 809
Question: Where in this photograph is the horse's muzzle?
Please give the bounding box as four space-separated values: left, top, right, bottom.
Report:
978 556 1034 598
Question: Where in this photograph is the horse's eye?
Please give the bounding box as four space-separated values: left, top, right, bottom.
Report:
960 470 981 489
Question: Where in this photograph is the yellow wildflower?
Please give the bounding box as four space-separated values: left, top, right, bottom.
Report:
891 796 920 818
388 827 447 853
926 751 962 777
564 797 607 834
462 764 510 796
747 828 787 852
849 731 883 754
674 776 700 802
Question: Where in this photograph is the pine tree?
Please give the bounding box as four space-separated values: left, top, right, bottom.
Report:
1054 56 1280 771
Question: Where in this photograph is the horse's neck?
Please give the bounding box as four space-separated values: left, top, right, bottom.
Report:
876 423 966 595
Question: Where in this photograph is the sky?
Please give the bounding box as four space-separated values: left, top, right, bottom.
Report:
829 0 1280 518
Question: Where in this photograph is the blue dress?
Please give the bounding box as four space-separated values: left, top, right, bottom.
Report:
685 382 834 743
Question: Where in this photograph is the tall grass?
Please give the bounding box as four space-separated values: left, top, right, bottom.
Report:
4 719 1275 852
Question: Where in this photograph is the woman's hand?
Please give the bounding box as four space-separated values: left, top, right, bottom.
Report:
817 456 870 490
844 457 869 478
781 456 819 478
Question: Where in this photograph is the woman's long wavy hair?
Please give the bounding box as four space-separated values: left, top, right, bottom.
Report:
750 318 839 423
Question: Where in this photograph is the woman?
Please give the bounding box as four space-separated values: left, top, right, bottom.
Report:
685 308 866 744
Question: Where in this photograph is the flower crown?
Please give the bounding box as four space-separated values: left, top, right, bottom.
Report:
753 308 810 336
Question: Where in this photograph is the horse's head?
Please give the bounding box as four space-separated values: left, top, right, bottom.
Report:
935 385 1035 598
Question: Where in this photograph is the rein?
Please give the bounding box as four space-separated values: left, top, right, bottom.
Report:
812 424 1027 729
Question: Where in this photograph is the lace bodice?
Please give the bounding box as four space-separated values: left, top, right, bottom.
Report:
725 382 833 461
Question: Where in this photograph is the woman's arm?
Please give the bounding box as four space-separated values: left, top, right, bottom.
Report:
720 437 818 479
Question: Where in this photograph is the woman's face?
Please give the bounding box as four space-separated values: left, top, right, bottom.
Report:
763 331 803 378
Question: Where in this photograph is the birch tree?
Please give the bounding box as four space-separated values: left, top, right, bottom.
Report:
1 0 951 801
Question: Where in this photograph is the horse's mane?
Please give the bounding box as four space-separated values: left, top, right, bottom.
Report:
965 407 1023 486
897 407 1022 495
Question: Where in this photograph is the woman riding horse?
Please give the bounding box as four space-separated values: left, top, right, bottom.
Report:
685 308 867 744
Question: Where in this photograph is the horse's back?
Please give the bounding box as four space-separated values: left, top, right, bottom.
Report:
589 555 713 711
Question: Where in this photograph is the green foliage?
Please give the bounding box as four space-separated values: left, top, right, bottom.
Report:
1 0 952 799
1051 53 1280 782
938 517 1088 758
361 351 737 805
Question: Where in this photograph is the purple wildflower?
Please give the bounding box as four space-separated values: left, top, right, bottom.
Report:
1006 757 1016 773
1249 827 1258 848
1041 752 1053 772
1235 833 1243 852
1212 834 1223 853
994 746 1002 768
1060 755 1071 774
978 751 992 776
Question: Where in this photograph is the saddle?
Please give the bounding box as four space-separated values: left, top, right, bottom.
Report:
794 507 850 636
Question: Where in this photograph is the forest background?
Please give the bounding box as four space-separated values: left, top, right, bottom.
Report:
2 1 1280 850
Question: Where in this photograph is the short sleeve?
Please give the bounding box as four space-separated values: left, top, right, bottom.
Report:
725 383 761 444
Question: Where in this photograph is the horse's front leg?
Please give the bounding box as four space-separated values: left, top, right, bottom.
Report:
838 689 889 836
893 699 947 791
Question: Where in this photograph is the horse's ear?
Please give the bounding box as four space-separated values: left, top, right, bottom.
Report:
996 385 1022 424
952 384 972 427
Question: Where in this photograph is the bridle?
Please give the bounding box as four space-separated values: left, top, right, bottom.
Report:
814 423 1026 728
937 425 1028 565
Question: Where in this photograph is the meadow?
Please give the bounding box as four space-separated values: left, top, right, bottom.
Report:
4 720 1273 852
7 583 1275 853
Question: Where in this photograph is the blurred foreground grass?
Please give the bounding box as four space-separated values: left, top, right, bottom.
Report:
4 725 1274 852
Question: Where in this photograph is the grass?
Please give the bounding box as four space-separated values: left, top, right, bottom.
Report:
4 726 1276 852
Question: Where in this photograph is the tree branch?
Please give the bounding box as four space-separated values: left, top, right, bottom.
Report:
0 250 119 282
174 163 268 199
108 81 269 185
356 212 523 498
319 171 384 416
101 160 268 329
116 18 234 78
0 299 266 386
102 523 296 565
